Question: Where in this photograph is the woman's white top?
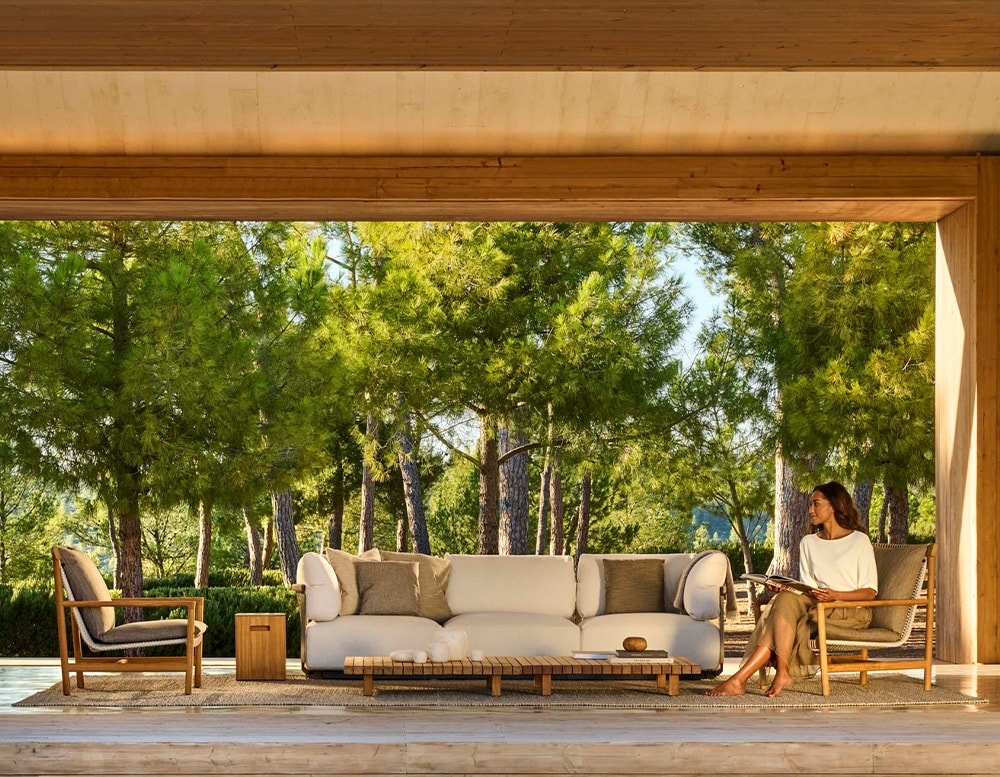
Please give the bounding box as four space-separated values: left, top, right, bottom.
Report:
799 530 878 594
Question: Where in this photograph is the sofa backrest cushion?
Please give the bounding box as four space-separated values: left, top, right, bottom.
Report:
444 554 577 618
296 552 342 622
577 553 695 618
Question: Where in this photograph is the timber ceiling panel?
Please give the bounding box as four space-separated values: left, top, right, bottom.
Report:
2 71 1000 157
1 0 998 219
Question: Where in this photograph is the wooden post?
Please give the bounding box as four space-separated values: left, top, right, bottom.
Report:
936 155 1000 663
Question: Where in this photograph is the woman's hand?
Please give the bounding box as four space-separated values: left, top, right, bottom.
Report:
811 587 835 602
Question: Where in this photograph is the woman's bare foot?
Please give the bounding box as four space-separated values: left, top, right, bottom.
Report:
705 676 747 696
764 669 793 697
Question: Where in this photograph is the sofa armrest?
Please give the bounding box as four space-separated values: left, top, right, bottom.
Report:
295 552 342 621
682 553 730 620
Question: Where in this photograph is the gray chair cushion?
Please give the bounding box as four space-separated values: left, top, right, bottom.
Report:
822 543 929 642
101 619 208 645
58 546 115 641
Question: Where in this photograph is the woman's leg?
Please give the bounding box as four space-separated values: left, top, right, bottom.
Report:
705 643 774 696
764 602 798 696
707 591 811 697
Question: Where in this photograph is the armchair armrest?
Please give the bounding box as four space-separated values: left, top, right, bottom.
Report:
816 596 928 614
68 597 203 610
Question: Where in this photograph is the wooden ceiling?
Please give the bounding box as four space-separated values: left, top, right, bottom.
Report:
1 0 998 220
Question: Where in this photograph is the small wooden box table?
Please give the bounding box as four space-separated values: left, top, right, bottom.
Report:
235 612 286 681
343 655 699 697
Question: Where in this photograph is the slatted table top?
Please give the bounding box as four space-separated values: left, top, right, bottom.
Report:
342 655 700 697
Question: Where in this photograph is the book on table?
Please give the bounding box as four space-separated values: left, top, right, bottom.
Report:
740 573 817 595
572 649 672 663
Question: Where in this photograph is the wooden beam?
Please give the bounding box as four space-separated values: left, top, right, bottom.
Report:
2 0 999 71
0 154 977 222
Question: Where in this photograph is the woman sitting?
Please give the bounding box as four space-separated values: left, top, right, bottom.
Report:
707 481 877 697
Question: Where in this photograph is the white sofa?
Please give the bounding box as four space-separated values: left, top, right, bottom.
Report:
294 549 734 675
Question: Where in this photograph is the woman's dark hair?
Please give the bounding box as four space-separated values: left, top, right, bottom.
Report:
811 481 867 534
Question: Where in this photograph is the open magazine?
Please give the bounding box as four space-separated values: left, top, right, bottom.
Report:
740 573 817 596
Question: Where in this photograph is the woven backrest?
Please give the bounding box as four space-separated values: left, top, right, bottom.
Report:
870 543 929 637
57 546 116 641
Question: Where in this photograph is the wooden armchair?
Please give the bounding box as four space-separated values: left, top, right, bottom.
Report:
814 542 936 696
52 545 207 695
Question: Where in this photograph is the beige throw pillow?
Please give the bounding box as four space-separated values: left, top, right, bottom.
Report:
378 550 452 622
603 558 665 614
324 547 379 615
355 560 421 616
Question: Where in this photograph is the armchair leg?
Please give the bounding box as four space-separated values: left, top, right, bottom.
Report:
70 619 85 690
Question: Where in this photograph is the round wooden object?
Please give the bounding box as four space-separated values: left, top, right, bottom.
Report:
622 636 647 652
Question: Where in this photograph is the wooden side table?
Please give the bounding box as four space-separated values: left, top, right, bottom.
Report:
235 612 287 681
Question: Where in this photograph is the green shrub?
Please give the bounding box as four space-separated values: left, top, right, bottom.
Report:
0 582 300 659
0 583 57 656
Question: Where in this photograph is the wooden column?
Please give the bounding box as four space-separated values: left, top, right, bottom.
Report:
936 156 1000 663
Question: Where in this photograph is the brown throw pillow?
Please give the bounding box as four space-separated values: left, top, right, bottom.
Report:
355 560 421 616
378 550 452 622
603 558 665 614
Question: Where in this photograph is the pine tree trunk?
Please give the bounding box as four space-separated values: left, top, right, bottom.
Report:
885 481 910 544
574 475 592 565
536 453 551 555
477 416 500 555
877 496 889 543
853 481 874 532
396 423 430 554
194 499 212 588
549 448 565 556
116 495 143 623
107 502 122 589
331 454 346 549
359 413 379 553
768 450 810 579
396 515 409 552
243 507 263 586
263 517 274 570
498 423 530 555
327 503 343 551
270 488 300 586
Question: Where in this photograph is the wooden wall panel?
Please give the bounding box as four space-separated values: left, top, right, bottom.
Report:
936 157 1000 664
974 157 1000 663
936 203 979 664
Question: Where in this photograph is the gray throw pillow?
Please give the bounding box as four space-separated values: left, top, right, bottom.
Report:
378 550 452 622
356 560 421 616
604 558 665 614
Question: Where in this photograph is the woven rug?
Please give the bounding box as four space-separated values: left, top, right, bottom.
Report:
14 671 986 709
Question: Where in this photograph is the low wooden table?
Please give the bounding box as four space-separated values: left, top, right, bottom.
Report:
343 655 699 697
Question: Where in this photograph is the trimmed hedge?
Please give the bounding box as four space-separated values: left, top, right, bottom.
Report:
0 581 300 659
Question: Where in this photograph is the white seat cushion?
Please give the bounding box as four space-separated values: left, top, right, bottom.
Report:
446 612 580 656
302 615 444 671
579 613 723 671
